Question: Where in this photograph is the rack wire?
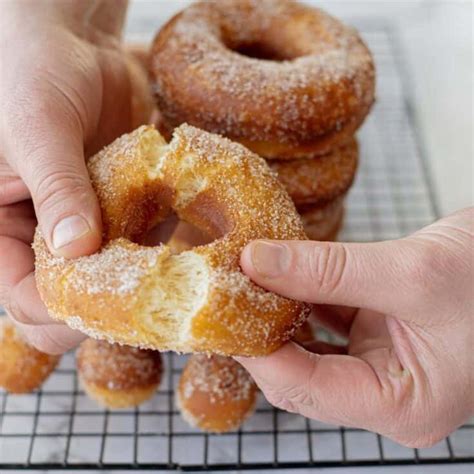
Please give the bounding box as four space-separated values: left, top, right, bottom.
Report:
1 21 473 471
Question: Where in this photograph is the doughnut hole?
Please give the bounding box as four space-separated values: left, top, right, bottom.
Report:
142 215 213 251
119 135 236 345
232 42 291 61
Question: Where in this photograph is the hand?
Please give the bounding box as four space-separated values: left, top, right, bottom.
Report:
237 208 473 448
0 1 150 353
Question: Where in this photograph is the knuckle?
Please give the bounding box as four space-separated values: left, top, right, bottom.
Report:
306 243 348 295
264 389 299 413
21 325 69 355
4 299 35 326
264 383 312 414
25 330 66 355
402 240 451 297
33 170 90 215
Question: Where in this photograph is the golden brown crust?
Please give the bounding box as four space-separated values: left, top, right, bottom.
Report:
76 339 162 390
299 198 345 241
0 318 60 393
34 125 310 356
270 138 358 207
76 339 162 408
150 0 375 159
79 381 158 409
177 354 257 433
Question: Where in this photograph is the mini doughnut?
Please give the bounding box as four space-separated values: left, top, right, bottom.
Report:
299 197 345 241
177 354 257 432
34 124 309 356
76 338 162 409
270 138 358 207
0 318 60 393
150 0 374 159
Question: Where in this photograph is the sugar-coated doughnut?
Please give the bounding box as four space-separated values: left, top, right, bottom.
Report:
299 197 345 241
0 318 60 394
150 0 374 159
177 354 257 432
270 138 358 207
76 339 162 409
34 124 309 356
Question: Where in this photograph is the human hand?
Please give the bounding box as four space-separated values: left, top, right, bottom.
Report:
0 0 151 353
237 208 474 448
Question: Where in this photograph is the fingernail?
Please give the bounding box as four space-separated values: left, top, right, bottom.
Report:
52 215 91 250
251 241 290 278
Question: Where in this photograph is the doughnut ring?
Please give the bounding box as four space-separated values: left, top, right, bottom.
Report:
270 138 358 207
0 318 60 393
177 354 258 432
150 0 374 159
76 339 163 408
34 124 309 356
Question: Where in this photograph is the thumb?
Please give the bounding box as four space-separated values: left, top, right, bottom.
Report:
240 237 426 320
235 342 411 434
8 104 102 258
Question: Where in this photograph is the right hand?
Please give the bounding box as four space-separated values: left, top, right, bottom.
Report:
0 0 147 353
238 208 474 447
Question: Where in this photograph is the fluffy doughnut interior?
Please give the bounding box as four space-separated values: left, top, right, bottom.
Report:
132 133 212 342
146 251 209 343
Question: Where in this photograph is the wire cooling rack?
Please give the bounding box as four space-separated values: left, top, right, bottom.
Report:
1 21 473 472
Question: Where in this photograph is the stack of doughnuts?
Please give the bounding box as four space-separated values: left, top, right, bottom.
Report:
150 0 375 240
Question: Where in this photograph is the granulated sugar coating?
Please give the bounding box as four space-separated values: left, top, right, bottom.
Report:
76 339 162 390
270 137 358 207
33 125 309 356
150 0 375 158
0 318 60 393
181 355 254 402
76 338 163 408
177 354 258 432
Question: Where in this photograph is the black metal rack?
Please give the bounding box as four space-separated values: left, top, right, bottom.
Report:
1 21 473 471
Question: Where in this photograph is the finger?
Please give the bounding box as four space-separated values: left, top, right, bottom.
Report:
10 273 54 325
126 44 150 72
13 320 86 355
0 201 36 243
85 50 132 155
0 237 52 325
240 238 427 321
236 342 411 431
0 158 30 205
5 93 102 258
